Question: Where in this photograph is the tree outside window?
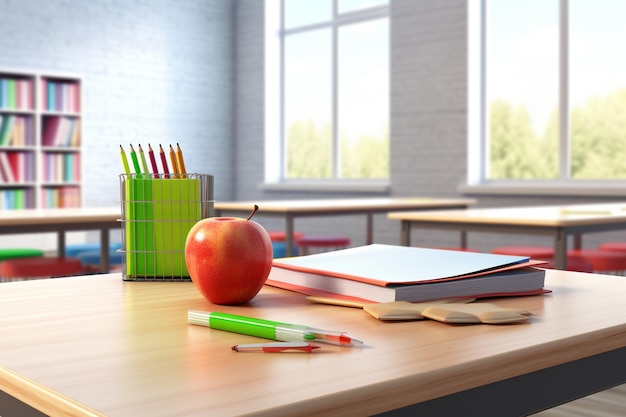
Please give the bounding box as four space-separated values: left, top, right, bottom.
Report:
280 0 389 181
485 0 626 181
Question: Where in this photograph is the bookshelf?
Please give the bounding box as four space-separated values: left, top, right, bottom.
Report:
0 70 81 209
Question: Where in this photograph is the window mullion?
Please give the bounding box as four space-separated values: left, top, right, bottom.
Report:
559 0 570 180
279 0 286 180
480 0 488 182
332 0 339 179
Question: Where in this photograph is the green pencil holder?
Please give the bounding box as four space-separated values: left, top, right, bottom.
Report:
119 173 214 281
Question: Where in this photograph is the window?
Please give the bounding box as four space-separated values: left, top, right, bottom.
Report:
267 0 389 185
469 0 626 186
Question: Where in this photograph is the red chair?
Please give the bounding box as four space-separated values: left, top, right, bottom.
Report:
267 231 305 242
539 258 594 273
295 235 351 255
598 242 626 253
0 257 85 281
491 245 597 272
567 249 626 275
491 246 554 259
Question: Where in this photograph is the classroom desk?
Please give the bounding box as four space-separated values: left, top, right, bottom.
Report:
0 271 624 416
0 207 121 272
214 198 476 256
388 203 626 270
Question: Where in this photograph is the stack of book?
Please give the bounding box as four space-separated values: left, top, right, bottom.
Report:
267 244 547 303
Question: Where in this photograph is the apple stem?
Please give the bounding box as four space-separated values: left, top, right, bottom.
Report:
246 205 259 221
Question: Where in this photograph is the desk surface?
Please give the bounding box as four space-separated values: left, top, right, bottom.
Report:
1 270 625 416
215 197 476 214
0 207 120 227
387 203 626 227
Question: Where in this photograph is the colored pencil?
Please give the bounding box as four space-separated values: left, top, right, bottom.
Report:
129 144 141 175
119 145 131 174
159 144 170 178
176 143 187 178
169 144 180 178
137 144 150 177
147 143 160 178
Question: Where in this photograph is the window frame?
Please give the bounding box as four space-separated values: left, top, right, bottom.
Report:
263 0 390 192
464 0 626 197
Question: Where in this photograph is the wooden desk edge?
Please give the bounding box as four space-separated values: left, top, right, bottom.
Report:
1 366 104 417
262 328 626 417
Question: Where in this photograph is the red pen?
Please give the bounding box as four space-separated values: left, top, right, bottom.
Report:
159 144 170 178
231 342 320 353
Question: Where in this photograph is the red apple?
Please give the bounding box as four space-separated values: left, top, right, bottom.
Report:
184 205 273 305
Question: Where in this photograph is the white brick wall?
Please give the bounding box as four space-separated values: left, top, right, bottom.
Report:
0 0 236 207
0 0 235 249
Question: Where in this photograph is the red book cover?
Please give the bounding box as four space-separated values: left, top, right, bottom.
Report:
7 152 20 182
42 117 61 146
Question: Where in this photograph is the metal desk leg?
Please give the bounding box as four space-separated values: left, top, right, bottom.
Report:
285 215 295 257
366 214 373 244
57 231 66 257
573 234 582 250
400 221 411 246
100 228 110 273
554 229 567 270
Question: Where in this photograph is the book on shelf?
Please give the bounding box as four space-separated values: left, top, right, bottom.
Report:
0 78 33 110
267 244 547 303
43 80 80 113
42 152 79 182
42 186 80 208
42 116 80 147
0 152 15 182
0 115 32 146
0 115 15 145
0 189 29 209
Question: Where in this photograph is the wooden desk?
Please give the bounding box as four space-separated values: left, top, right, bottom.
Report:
1 271 624 416
388 203 626 269
0 207 121 272
215 198 476 256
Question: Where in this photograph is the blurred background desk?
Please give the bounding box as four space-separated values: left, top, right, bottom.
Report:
388 203 626 269
0 270 624 416
215 198 476 256
0 207 120 272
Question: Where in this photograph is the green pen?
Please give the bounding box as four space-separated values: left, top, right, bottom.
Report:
188 310 363 346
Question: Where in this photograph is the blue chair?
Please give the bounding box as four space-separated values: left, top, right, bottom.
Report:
77 249 124 272
272 242 299 258
65 242 122 257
